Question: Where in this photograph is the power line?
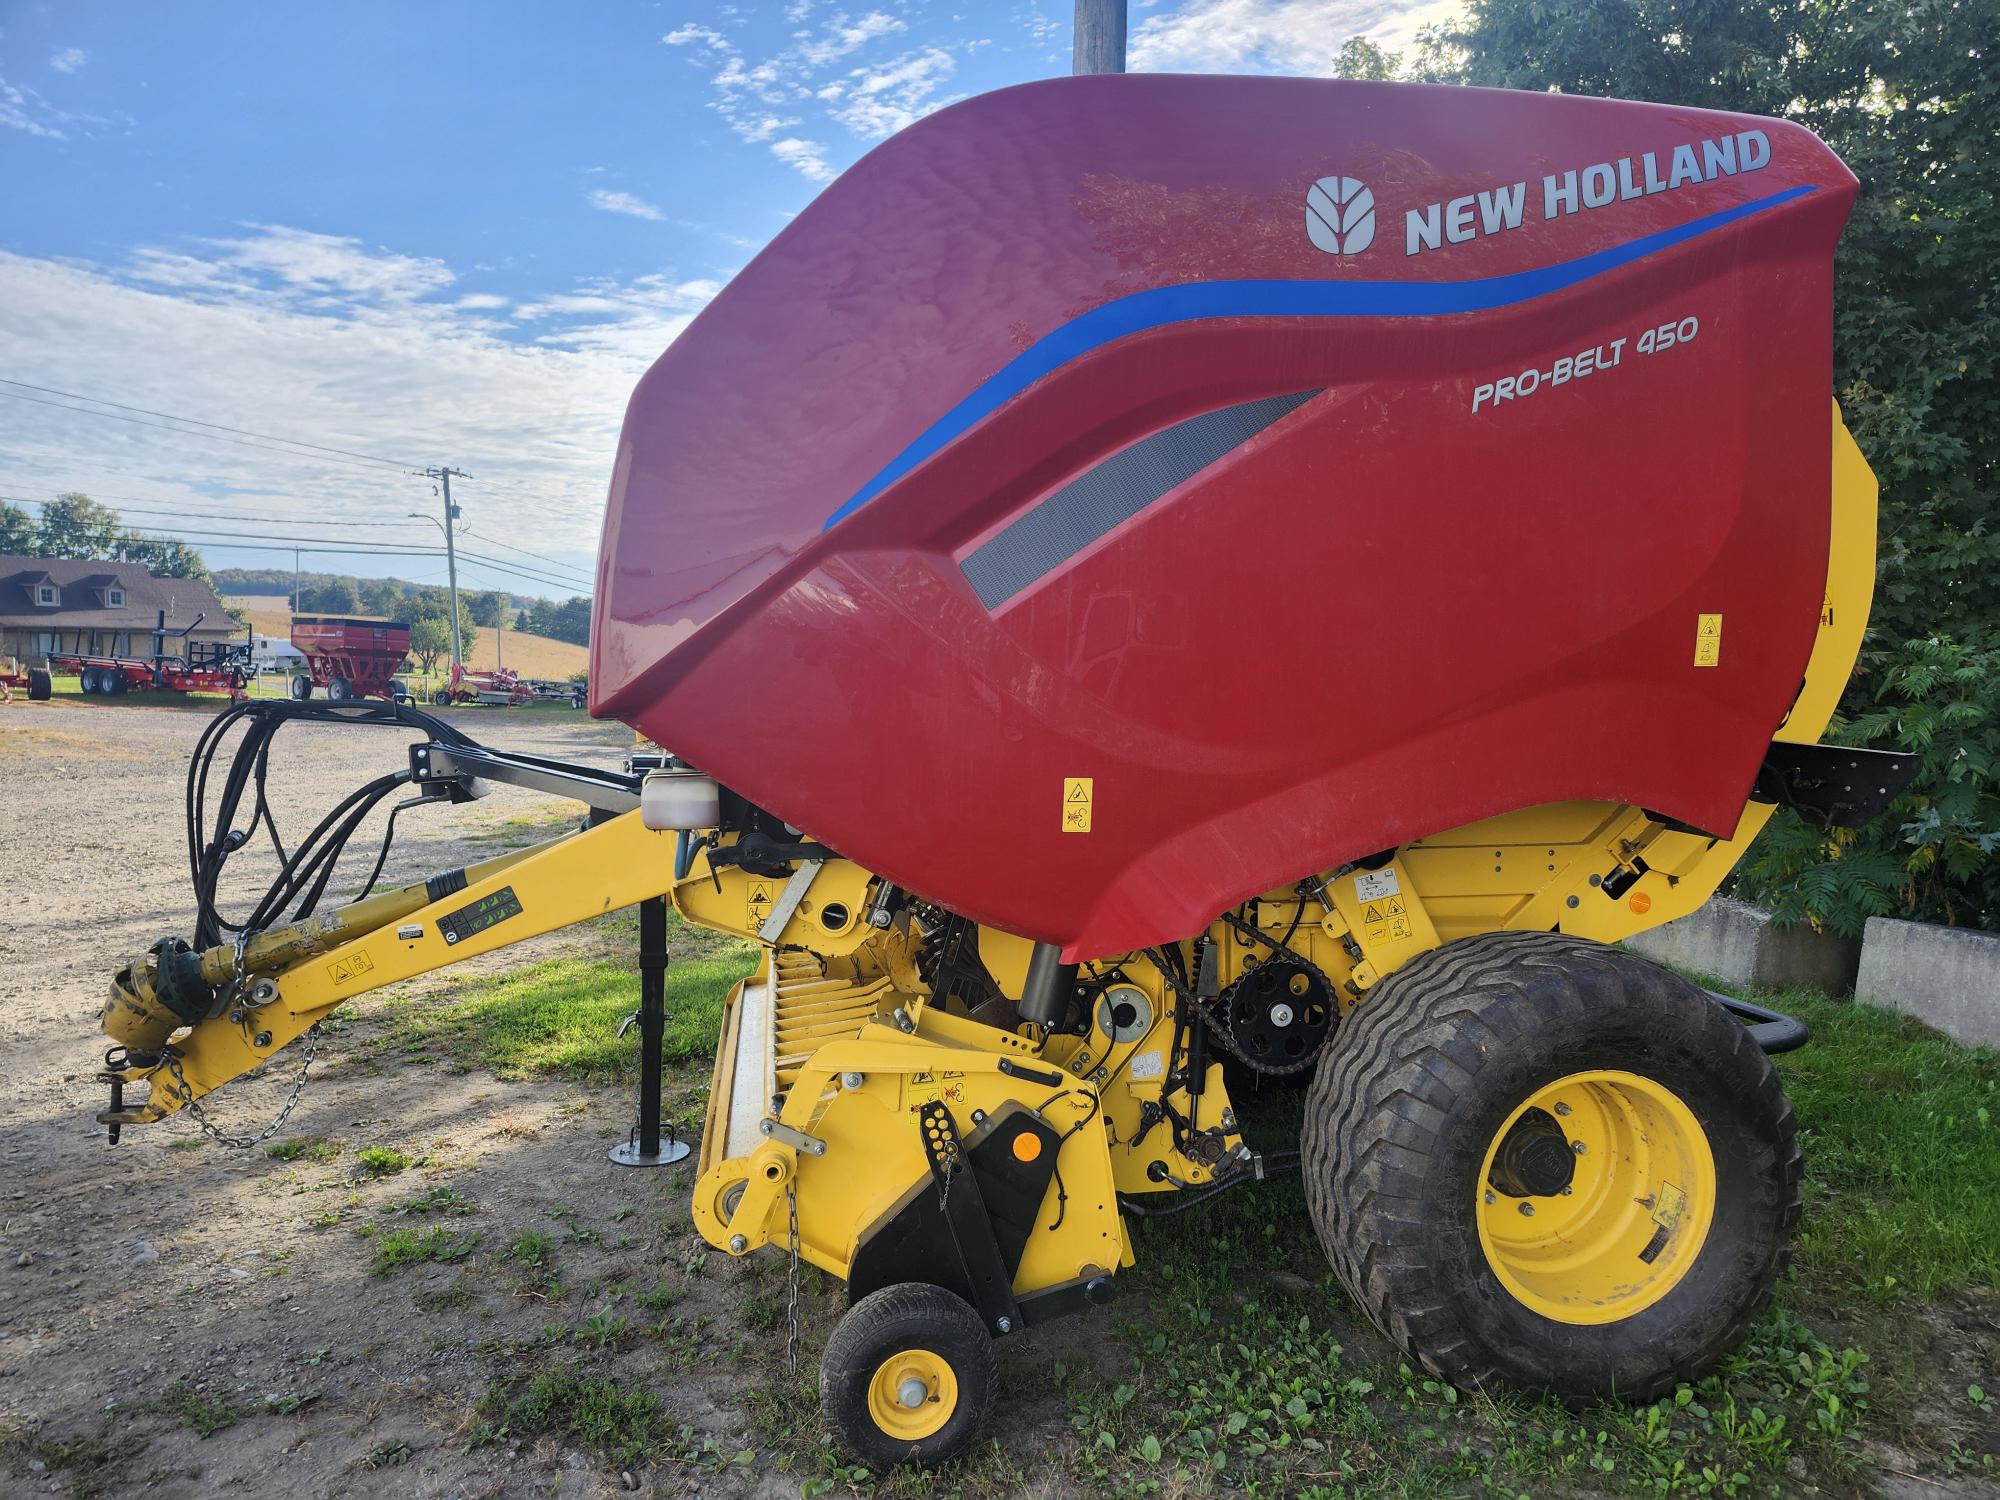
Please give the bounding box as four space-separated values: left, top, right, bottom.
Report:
8 499 594 590
0 376 419 470
3 494 429 531
0 388 416 474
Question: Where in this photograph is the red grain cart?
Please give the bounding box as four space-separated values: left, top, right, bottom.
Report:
289 616 412 703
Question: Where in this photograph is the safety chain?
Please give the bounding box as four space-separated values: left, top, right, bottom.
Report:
166 1023 321 1149
1147 914 1333 1079
784 1180 802 1377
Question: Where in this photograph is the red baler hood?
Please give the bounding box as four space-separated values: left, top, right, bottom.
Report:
592 75 1855 959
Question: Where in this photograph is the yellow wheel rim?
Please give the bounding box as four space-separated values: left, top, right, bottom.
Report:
1476 1069 1716 1326
865 1348 957 1441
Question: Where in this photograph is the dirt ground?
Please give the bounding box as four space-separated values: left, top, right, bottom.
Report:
0 699 871 1499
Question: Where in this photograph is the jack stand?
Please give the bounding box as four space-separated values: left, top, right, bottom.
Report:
609 896 690 1168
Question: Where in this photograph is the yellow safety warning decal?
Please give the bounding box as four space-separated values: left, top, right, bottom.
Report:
325 948 376 988
1693 613 1723 667
1653 1180 1687 1232
1820 592 1834 628
745 878 775 930
1062 776 1093 833
1360 893 1415 948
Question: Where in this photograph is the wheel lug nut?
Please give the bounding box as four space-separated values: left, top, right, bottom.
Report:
1484 1189 1496 1205
1571 1140 1587 1155
1518 1202 1535 1216
1553 1102 1571 1117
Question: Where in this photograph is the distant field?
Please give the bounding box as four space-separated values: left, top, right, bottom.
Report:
228 598 588 680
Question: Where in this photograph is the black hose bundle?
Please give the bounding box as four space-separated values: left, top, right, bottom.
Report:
186 699 477 950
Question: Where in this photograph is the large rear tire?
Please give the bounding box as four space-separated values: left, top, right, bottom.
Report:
1301 930 1799 1403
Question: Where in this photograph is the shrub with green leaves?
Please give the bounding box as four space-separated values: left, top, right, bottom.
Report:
1736 638 1999 935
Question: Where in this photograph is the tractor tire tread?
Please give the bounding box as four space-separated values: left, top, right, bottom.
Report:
1301 930 1802 1403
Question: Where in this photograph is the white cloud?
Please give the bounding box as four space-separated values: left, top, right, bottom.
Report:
795 11 905 68
49 47 88 75
1130 0 1460 71
822 47 959 139
586 187 666 221
0 228 728 585
662 9 976 180
769 137 836 182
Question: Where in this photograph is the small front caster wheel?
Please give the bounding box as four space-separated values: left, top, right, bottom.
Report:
821 1282 995 1470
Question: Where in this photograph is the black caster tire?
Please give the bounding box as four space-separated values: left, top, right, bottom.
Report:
821 1282 996 1471
1301 930 1800 1404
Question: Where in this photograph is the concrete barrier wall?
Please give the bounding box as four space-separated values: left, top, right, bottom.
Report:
1855 917 2000 1051
1622 896 1862 994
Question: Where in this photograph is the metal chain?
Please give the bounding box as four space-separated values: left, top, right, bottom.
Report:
166 1023 321 1149
784 1180 802 1377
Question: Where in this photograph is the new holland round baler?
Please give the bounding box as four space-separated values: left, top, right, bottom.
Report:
95 76 1916 1468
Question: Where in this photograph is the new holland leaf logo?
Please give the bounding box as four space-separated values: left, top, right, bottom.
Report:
1306 176 1376 255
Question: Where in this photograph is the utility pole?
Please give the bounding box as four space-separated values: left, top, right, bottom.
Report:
421 467 470 674
1073 0 1127 74
291 547 300 617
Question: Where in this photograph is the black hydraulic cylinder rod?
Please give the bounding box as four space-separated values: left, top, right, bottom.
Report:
1019 941 1079 1028
636 896 668 1155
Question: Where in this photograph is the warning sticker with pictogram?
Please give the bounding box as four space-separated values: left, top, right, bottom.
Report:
1693 612 1723 667
745 879 775 930
1062 776 1094 834
325 949 376 988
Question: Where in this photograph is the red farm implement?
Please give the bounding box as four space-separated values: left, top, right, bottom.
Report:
288 616 413 703
52 611 252 700
433 661 535 706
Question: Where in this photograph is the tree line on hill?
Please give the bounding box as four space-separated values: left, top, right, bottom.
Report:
225 569 590 649
1351 1 1995 933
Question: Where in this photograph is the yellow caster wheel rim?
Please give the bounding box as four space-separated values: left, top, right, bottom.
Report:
866 1348 958 1441
1477 1069 1716 1325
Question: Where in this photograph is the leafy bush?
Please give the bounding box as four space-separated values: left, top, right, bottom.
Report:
1735 638 1999 936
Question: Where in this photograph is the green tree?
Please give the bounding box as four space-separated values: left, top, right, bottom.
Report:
361 579 404 617
1332 35 1401 81
122 536 215 586
34 493 124 557
303 578 361 614
408 615 452 675
468 590 510 628
517 595 591 647
0 500 33 553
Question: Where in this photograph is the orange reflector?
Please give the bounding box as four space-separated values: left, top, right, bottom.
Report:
1629 891 1653 914
1011 1132 1043 1163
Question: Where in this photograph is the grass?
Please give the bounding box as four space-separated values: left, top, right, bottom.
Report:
343 919 1998 1493
362 1223 481 1275
1761 985 2000 1300
355 1146 409 1177
265 1135 341 1163
378 914 755 1083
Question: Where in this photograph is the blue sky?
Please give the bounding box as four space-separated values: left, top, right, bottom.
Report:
0 1 1448 598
